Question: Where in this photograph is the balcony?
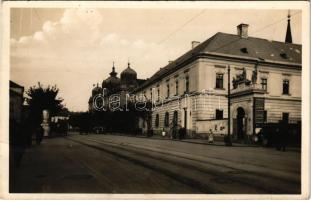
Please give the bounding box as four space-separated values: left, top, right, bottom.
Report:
231 82 266 97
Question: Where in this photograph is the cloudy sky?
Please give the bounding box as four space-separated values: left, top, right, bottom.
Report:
10 8 301 111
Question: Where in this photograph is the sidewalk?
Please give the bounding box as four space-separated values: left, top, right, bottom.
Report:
83 132 300 151
91 132 258 147
143 134 258 147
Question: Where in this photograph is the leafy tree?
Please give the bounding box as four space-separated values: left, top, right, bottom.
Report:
26 82 64 126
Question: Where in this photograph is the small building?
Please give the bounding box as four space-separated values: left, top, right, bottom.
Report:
9 81 25 124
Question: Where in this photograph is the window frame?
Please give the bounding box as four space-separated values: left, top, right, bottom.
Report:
185 76 190 93
157 86 160 101
282 79 290 95
263 110 267 123
215 109 224 120
155 114 159 127
282 112 289 123
215 73 224 89
175 79 179 96
164 112 169 127
261 78 268 91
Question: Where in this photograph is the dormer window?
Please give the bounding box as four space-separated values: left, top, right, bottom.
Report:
240 47 248 54
280 53 288 59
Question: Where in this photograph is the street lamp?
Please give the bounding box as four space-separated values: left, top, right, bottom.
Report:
226 65 233 146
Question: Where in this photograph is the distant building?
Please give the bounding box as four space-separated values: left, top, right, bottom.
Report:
88 62 146 112
10 81 24 124
133 19 301 140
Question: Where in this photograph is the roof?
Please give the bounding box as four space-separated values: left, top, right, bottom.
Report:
137 79 146 86
10 80 24 89
135 32 302 91
10 81 24 96
121 66 137 76
102 76 121 88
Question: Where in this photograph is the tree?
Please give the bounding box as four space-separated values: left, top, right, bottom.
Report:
26 82 64 126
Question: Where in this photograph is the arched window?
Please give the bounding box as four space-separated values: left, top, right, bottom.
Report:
164 112 169 127
173 111 178 126
155 114 159 127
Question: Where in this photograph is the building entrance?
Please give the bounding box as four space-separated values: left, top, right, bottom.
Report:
237 107 246 139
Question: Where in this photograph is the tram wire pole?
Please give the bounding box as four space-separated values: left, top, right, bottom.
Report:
226 65 233 146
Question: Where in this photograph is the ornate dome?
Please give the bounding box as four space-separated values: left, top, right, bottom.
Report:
102 65 121 92
121 62 137 88
121 63 137 79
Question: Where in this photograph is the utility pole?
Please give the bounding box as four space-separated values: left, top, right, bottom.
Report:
226 65 232 146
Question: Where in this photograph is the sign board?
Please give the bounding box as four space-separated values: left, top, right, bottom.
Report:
254 97 265 127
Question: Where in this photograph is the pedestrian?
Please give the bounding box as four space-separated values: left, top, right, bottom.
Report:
162 128 166 137
36 125 44 145
280 121 288 152
208 129 214 143
10 119 25 168
275 127 281 151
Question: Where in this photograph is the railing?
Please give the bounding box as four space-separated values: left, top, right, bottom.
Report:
231 83 265 94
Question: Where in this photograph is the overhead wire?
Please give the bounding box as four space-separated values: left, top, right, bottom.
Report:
156 9 207 45
251 11 301 34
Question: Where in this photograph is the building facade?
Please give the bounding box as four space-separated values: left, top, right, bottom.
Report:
133 21 301 140
88 62 145 112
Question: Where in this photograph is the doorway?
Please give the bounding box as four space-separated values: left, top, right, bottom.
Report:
237 107 246 139
184 109 187 130
173 111 178 126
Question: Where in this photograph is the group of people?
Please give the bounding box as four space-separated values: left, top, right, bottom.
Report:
162 123 215 143
166 123 186 140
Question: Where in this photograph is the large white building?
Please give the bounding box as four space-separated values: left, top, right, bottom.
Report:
133 20 301 141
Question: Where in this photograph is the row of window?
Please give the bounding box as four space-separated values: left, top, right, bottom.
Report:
260 78 290 94
154 110 290 127
263 111 289 123
154 109 224 128
216 74 290 95
155 111 179 127
146 75 190 101
143 73 291 100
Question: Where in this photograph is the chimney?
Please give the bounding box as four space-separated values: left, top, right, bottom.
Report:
191 41 200 49
168 60 173 64
237 23 249 38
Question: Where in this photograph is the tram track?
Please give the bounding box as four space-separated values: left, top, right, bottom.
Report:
66 136 300 194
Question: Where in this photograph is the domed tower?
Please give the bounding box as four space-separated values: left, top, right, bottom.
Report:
102 63 121 95
120 62 137 91
89 83 102 112
92 83 102 96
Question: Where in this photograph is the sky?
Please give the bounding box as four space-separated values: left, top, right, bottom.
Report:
10 8 302 112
